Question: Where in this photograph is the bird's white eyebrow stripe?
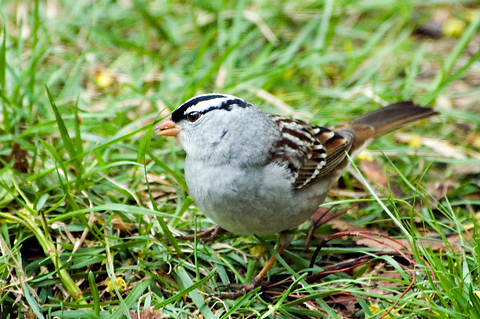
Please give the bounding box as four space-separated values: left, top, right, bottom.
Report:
188 97 247 114
171 94 248 122
182 94 226 110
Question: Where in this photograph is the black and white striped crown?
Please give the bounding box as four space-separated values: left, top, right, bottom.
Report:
171 94 249 123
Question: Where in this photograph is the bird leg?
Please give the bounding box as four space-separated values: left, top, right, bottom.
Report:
303 206 334 251
212 242 289 299
304 199 365 251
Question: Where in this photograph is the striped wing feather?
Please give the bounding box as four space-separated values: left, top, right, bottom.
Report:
265 102 437 190
266 115 353 190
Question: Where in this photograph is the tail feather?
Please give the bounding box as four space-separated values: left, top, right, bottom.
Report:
347 102 438 155
351 102 438 138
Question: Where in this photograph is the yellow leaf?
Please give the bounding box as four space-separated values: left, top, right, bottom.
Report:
357 149 373 161
442 18 466 37
95 72 114 89
106 277 127 296
466 10 479 23
249 245 266 258
409 135 423 148
472 136 480 149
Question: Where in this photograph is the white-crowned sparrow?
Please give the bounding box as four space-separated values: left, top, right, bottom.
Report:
156 94 437 236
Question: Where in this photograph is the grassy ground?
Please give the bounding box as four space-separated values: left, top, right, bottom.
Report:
1 1 480 318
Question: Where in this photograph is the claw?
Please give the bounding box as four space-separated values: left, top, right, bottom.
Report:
177 225 225 242
210 278 264 299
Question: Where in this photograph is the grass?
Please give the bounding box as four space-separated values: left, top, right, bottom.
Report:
1 0 480 318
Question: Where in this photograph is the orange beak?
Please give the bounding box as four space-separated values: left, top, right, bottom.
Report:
155 115 180 136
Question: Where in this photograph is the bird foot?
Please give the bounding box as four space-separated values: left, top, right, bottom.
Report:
177 225 225 242
210 278 265 299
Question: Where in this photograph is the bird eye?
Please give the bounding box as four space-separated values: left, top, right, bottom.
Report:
187 112 201 122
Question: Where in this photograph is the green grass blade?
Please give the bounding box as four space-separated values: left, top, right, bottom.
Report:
169 267 216 319
278 15 320 65
39 138 70 187
47 203 174 223
108 277 153 319
137 124 152 164
132 0 171 43
155 269 215 308
144 164 184 258
420 48 480 105
0 18 9 134
88 271 101 316
341 19 395 84
44 85 77 163
401 45 425 100
313 0 334 50
425 10 480 104
469 287 480 317
146 149 186 188
28 0 39 102
0 16 6 89
49 310 105 319
73 95 84 191
22 282 46 319
38 138 82 212
179 27 217 100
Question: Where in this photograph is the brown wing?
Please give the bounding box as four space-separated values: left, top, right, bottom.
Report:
313 127 354 180
266 102 437 190
266 115 354 190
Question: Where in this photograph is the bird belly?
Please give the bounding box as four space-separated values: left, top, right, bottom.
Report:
185 163 319 235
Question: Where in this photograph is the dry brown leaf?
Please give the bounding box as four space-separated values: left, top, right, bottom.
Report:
452 163 480 176
396 133 480 159
426 180 458 201
328 219 405 250
97 215 136 232
328 219 467 252
1 143 29 173
394 237 467 253
358 160 404 197
310 207 336 227
329 189 367 198
129 307 162 319
329 218 365 233
146 173 174 186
